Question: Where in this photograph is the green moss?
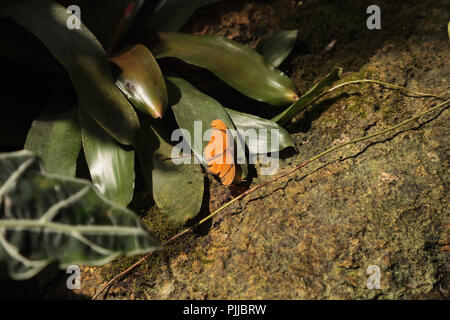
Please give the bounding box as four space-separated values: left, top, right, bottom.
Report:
99 256 140 282
347 102 367 119
141 206 183 242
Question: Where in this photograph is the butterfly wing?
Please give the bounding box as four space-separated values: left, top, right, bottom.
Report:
203 119 236 185
218 152 235 186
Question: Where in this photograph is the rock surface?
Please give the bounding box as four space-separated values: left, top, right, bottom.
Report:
129 0 449 300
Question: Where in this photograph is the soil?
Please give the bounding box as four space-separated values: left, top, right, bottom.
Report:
2 0 448 300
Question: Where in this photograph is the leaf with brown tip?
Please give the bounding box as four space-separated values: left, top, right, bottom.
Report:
151 32 298 107
110 44 168 119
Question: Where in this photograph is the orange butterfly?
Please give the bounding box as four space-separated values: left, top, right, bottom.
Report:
203 119 240 186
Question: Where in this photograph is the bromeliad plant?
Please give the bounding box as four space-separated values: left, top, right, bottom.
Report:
0 0 343 280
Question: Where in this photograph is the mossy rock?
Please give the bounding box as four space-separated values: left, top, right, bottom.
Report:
33 0 448 300
125 0 448 300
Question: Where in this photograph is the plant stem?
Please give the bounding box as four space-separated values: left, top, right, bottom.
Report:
297 80 446 120
323 79 446 100
92 98 449 300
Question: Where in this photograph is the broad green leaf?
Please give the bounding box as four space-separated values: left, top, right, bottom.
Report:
110 44 168 118
225 108 295 154
3 0 140 146
167 77 248 179
0 150 159 281
145 0 221 32
256 30 298 67
152 33 298 107
24 95 81 177
137 118 204 224
80 107 135 207
272 67 343 125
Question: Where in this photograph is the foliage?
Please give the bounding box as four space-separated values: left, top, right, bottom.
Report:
0 0 342 279
0 150 159 280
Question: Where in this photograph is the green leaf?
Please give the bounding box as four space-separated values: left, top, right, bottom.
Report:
0 150 159 281
167 77 248 179
145 0 221 32
152 33 298 107
3 0 140 146
225 108 295 154
256 30 298 67
142 119 204 224
79 107 135 207
110 44 168 119
24 95 81 177
272 67 343 125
